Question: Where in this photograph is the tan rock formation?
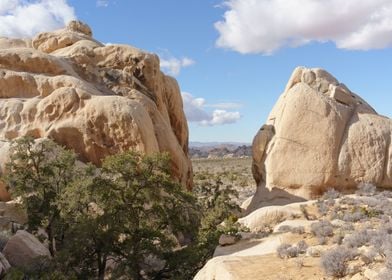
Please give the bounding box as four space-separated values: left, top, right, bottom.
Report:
0 20 192 200
248 67 392 212
3 230 51 268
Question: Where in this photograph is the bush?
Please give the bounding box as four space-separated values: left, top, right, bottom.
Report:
332 231 345 245
379 270 392 280
343 230 370 248
276 243 303 259
311 221 334 244
341 209 366 223
297 240 308 253
320 246 356 278
356 183 377 196
278 225 292 233
276 243 291 258
291 226 305 235
316 201 329 216
277 225 305 234
322 188 341 200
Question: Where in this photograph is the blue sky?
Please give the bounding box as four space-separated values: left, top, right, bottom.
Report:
1 0 392 142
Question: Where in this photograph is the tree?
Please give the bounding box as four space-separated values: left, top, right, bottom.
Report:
164 177 241 279
4 137 82 256
58 151 199 280
4 138 241 280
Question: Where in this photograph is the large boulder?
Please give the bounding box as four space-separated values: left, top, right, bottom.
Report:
2 230 51 268
248 67 391 212
0 20 192 200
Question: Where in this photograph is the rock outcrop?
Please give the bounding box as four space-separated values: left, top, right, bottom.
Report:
3 230 51 268
248 67 392 212
0 20 192 199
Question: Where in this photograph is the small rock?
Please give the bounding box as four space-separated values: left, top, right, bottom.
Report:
350 273 366 280
330 219 346 228
364 268 379 280
219 234 238 246
305 245 329 257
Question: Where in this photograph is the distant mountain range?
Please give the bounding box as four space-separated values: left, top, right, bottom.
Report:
189 141 251 147
189 142 252 159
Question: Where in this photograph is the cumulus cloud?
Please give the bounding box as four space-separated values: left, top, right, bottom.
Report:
160 57 195 76
206 102 243 110
215 0 392 54
182 92 241 126
96 0 109 7
0 0 76 38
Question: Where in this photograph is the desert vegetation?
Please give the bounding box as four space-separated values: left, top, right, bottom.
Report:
192 157 254 205
1 137 242 280
264 184 392 279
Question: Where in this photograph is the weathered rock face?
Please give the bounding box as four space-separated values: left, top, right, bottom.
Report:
0 20 192 198
249 67 392 211
3 230 51 268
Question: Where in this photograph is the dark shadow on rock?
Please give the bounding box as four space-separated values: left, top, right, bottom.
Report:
243 183 307 216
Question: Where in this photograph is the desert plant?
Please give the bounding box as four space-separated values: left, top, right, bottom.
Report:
341 208 366 223
320 246 357 278
291 226 305 235
343 229 370 248
356 183 377 196
278 225 292 233
311 220 334 244
300 205 311 220
316 201 329 216
276 243 299 259
332 231 345 245
322 188 341 200
4 137 82 256
276 244 291 258
378 270 392 280
296 240 308 253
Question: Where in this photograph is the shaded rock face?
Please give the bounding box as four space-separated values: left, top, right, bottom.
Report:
249 67 392 211
0 20 192 197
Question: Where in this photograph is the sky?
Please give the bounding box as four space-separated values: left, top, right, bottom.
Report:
1 0 392 143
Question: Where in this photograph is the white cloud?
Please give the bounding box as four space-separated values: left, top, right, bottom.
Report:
182 92 241 126
215 0 392 54
206 102 243 110
0 0 76 38
96 0 109 7
160 56 195 76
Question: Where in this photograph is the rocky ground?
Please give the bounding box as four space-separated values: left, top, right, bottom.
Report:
196 185 392 280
